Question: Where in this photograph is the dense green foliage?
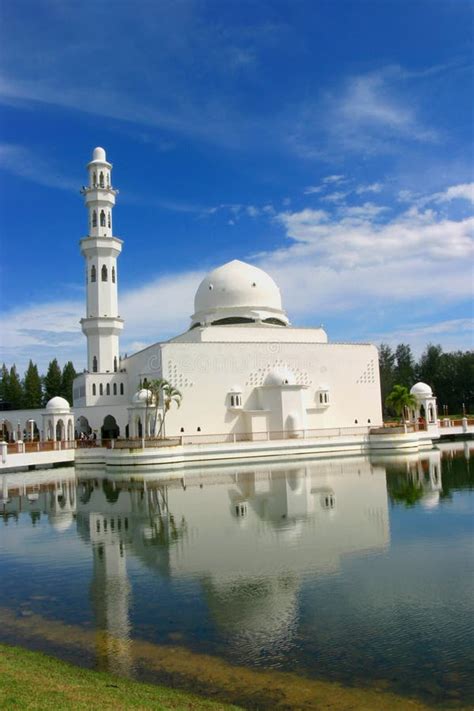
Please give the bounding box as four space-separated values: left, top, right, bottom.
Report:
60 360 77 404
379 343 473 417
23 360 43 408
0 359 78 410
42 358 63 404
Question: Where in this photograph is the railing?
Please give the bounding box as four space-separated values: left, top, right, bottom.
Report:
3 440 77 455
439 418 474 428
106 426 372 451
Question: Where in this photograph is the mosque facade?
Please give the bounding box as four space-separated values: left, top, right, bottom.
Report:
70 147 385 441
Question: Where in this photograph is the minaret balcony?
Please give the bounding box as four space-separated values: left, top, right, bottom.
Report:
81 187 117 208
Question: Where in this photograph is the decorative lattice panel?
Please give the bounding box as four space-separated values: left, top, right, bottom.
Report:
245 360 311 387
167 361 194 388
356 359 376 385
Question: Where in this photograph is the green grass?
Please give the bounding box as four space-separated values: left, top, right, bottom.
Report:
0 644 241 710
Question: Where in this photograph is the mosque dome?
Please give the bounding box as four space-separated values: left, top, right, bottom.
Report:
191 260 289 328
410 382 433 397
46 396 70 411
132 388 153 405
264 367 296 387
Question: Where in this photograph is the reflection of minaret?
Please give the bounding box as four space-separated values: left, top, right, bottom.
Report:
89 512 132 676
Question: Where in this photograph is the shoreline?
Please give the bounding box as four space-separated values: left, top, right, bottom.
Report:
0 607 460 710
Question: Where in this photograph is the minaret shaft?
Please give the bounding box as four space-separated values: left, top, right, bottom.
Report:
80 148 124 374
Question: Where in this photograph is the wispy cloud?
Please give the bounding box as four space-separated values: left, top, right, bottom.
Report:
291 66 439 159
0 143 77 191
373 318 474 356
355 183 383 195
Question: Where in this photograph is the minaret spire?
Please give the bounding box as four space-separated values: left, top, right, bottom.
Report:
80 147 123 374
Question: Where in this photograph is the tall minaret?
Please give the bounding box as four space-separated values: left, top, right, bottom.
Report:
80 147 123 374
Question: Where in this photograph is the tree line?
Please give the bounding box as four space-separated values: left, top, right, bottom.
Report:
379 343 473 417
0 359 77 410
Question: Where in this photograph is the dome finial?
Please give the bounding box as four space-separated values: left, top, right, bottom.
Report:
92 146 106 161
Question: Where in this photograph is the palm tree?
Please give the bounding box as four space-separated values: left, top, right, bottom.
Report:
157 382 182 438
147 378 168 437
385 384 417 424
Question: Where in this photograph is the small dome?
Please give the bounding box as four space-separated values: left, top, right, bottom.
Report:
192 260 289 327
132 388 153 405
46 396 70 411
410 382 433 397
264 368 296 387
92 146 106 161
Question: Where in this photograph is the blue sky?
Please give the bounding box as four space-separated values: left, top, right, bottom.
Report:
0 0 473 372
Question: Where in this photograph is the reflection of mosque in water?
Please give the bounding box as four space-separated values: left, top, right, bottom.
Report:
0 447 460 670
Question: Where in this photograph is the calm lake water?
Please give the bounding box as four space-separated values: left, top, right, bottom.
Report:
1 442 473 708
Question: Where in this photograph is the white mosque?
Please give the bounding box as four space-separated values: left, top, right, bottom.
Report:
70 147 386 441
1 147 440 450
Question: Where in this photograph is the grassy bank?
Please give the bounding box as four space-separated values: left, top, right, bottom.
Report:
0 644 240 711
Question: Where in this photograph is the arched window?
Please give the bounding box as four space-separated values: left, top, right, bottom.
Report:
93 171 97 186
99 384 103 396
107 173 110 187
92 384 96 396
100 210 106 227
99 172 104 188
92 210 97 227
112 266 116 283
92 356 98 373
101 265 108 281
107 212 111 228
120 383 124 395
91 265 96 282
230 395 235 407
106 383 110 396
113 383 117 395
114 356 117 372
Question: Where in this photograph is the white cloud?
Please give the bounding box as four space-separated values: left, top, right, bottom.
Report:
322 174 346 185
355 182 383 194
2 183 472 372
321 191 350 203
291 66 438 159
0 143 77 191
373 319 474 356
435 183 474 204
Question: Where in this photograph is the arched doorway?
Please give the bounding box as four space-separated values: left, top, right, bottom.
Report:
77 416 91 437
56 419 65 441
101 415 120 440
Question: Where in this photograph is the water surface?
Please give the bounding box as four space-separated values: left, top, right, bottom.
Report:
1 442 473 708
